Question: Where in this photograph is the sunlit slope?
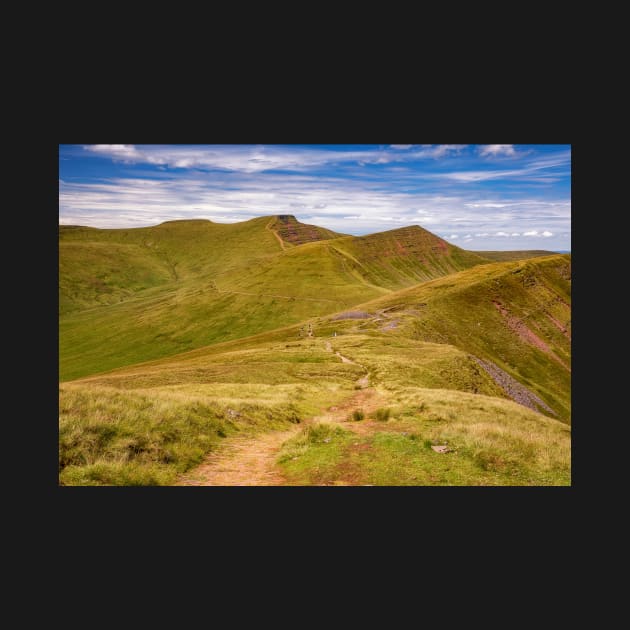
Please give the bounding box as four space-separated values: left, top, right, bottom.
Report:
60 320 570 485
59 218 285 313
330 254 571 421
471 250 556 262
329 225 489 290
60 219 487 380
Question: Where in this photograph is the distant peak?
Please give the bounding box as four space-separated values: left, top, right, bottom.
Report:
275 214 297 223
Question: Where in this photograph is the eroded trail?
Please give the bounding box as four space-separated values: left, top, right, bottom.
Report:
177 427 298 486
176 340 382 486
176 387 386 486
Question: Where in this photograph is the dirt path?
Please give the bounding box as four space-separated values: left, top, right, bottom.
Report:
266 219 286 251
176 339 381 486
325 341 358 365
326 341 370 388
177 426 298 486
176 387 385 486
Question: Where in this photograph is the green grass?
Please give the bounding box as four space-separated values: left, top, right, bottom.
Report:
277 423 351 464
60 217 486 380
470 250 556 262
59 241 175 315
59 338 361 485
278 388 570 486
62 320 570 485
59 218 570 486
332 255 571 422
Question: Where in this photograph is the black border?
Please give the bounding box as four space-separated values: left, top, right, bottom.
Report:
52 98 577 556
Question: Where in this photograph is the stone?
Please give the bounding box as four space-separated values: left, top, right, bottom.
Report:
431 445 450 453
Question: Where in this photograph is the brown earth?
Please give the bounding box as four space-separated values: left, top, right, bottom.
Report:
176 387 385 486
493 300 570 370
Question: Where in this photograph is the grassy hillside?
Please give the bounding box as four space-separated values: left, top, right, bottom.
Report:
59 240 175 315
317 254 571 422
470 250 555 262
59 219 570 486
60 321 570 485
60 218 486 380
278 389 570 486
60 255 570 485
59 336 363 485
330 225 488 290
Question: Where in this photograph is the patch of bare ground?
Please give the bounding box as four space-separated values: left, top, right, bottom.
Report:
176 386 385 486
177 339 384 486
177 427 297 486
493 300 570 370
472 356 557 417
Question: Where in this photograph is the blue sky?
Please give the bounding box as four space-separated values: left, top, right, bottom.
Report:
59 144 571 250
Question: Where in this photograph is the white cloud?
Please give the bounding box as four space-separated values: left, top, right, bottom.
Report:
467 202 508 208
430 144 467 158
390 145 412 150
511 232 520 236
82 144 469 174
479 144 517 157
58 155 571 251
87 144 142 161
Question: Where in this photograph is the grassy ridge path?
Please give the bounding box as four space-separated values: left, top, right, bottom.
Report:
176 387 385 486
266 218 286 251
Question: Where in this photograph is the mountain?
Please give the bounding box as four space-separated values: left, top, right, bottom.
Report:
59 216 487 380
59 216 570 486
266 214 345 247
59 254 571 486
319 253 571 421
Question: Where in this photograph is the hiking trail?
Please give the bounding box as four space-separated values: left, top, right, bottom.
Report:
176 341 381 486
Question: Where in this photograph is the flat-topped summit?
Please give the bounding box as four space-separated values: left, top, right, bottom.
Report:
267 214 346 247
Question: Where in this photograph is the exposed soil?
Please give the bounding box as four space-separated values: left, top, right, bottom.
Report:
547 313 571 339
493 300 570 370
336 351 355 364
177 427 297 486
176 341 380 486
176 386 385 486
267 225 286 251
325 341 370 388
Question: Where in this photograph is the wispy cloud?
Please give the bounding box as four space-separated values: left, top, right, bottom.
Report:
478 144 517 157
59 173 569 247
60 144 571 250
435 149 571 183
82 144 469 174
431 144 467 158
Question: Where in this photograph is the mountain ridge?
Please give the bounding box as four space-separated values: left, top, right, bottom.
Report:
59 215 491 379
